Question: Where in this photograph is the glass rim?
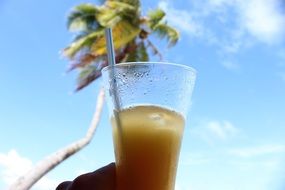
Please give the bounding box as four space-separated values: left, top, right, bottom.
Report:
101 62 197 74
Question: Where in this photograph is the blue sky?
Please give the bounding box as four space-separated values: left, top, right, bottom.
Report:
0 0 285 189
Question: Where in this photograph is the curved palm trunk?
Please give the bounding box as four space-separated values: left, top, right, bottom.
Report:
9 89 105 190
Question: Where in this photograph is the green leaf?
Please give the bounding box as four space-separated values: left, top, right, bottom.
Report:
152 23 179 46
96 8 121 27
138 42 149 61
96 1 138 27
63 29 105 58
91 20 140 56
105 1 136 12
67 4 99 32
126 41 149 62
147 9 165 29
75 4 98 13
113 0 140 8
126 46 137 62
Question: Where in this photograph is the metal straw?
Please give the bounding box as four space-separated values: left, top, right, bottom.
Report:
105 28 134 189
105 27 126 164
105 28 124 146
105 28 121 111
105 28 116 66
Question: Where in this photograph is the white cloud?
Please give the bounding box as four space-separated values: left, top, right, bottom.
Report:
206 120 238 140
204 0 285 44
191 120 239 144
221 60 239 70
158 0 285 71
0 150 59 190
158 0 285 48
237 0 285 44
229 145 285 158
32 177 58 190
158 1 204 38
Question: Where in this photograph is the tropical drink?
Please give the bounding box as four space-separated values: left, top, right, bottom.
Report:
112 105 185 190
102 62 196 190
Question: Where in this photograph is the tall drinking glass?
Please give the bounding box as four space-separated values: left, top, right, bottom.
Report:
102 62 196 190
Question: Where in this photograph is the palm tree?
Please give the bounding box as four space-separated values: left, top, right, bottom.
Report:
9 1 179 190
64 0 179 90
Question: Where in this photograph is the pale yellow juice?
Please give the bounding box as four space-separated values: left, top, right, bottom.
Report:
112 105 185 190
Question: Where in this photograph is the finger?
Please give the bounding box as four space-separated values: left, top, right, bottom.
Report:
56 181 72 190
94 162 116 177
67 163 116 190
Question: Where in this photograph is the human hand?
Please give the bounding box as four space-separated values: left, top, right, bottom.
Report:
56 163 116 190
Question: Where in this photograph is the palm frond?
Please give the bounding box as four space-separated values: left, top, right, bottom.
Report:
76 65 102 91
126 46 137 62
126 41 149 62
96 8 121 27
96 1 138 27
147 9 165 29
105 1 136 12
91 20 140 56
63 29 105 58
68 53 105 72
111 0 140 8
137 41 149 61
64 0 180 91
105 0 140 25
152 23 179 47
146 39 162 60
67 4 99 32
